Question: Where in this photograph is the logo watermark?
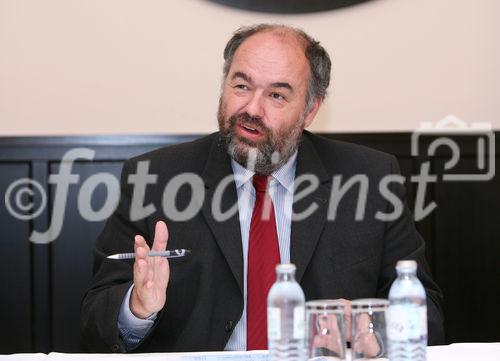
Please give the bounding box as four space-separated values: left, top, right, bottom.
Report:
3 116 495 244
411 114 495 181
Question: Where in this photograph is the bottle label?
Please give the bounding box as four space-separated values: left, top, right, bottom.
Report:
387 305 428 341
268 307 281 340
293 306 305 339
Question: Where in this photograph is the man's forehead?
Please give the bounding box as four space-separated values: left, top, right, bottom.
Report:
229 31 309 87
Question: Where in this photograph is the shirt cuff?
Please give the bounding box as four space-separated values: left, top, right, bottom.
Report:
117 284 157 348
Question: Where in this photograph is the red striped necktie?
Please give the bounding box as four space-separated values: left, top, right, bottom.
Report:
246 175 281 350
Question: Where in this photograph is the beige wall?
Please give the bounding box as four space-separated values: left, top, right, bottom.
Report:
0 0 498 136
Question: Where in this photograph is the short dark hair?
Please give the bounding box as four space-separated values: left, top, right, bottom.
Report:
223 24 332 110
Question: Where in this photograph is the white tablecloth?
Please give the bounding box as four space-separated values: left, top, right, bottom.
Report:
1 343 499 361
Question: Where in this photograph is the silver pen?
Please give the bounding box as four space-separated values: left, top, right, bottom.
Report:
107 249 191 260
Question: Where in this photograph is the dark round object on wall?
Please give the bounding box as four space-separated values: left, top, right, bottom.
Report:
205 0 377 14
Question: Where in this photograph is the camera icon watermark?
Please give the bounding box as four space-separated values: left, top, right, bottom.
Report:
411 115 495 181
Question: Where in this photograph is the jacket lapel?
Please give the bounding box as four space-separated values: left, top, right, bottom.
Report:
291 133 331 283
198 132 331 291
200 138 244 294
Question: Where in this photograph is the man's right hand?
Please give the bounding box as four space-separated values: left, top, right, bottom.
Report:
130 221 170 319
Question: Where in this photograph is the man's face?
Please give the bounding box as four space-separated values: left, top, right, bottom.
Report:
218 31 318 174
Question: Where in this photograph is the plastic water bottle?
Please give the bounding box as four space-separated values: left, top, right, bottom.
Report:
267 263 306 361
387 260 427 361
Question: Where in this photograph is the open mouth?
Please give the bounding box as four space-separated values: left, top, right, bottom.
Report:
236 122 264 139
241 124 260 134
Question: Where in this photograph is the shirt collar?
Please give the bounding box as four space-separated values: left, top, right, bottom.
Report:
230 151 297 193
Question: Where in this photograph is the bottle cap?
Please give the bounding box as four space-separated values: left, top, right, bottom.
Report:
396 259 417 270
276 263 296 273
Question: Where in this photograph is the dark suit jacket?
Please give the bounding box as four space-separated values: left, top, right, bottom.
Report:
80 131 444 353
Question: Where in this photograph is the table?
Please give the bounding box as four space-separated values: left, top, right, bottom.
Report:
1 343 499 361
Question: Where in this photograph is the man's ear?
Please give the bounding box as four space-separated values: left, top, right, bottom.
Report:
303 97 322 128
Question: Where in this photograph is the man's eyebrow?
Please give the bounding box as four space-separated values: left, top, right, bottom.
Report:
231 71 252 83
231 72 294 93
270 82 294 93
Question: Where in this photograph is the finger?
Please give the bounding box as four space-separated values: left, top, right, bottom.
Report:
151 221 169 252
134 236 150 286
146 266 154 289
134 234 147 248
155 257 171 290
148 264 154 282
136 245 149 260
134 235 150 258
134 258 149 287
135 236 150 260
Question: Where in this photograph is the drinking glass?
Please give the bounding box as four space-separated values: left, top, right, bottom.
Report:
351 299 389 360
305 300 346 360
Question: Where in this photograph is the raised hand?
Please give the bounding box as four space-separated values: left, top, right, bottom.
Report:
130 221 170 319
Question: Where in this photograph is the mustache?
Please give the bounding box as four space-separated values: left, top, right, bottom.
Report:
229 113 269 134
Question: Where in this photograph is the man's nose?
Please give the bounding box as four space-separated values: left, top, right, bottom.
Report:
243 91 265 119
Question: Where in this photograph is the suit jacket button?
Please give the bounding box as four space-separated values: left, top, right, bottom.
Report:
225 320 234 332
111 344 120 352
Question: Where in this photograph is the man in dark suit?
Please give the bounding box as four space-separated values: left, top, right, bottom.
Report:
81 24 444 353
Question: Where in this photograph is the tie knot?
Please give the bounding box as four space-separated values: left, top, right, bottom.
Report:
252 175 270 193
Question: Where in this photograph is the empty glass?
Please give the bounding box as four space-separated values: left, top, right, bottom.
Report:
351 299 389 360
305 300 346 360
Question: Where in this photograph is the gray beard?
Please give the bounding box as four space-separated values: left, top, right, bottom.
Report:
218 112 304 175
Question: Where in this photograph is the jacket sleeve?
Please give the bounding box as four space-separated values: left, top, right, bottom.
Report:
80 159 162 352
